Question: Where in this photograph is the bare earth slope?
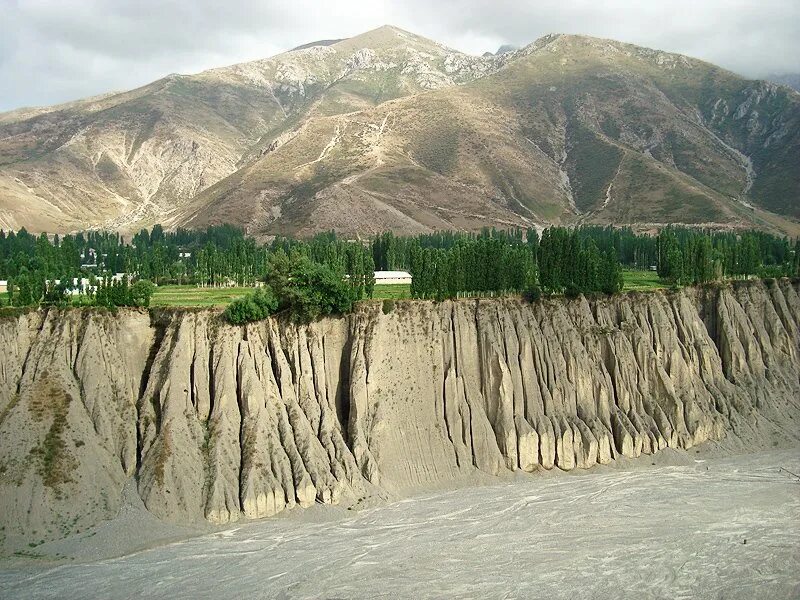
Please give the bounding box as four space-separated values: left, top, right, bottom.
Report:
0 26 503 233
185 34 800 237
0 28 798 236
0 280 798 554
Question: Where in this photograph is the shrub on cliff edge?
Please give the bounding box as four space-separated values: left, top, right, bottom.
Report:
224 287 279 325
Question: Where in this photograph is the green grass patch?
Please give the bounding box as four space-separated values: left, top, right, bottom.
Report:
151 285 252 307
371 284 411 300
622 270 665 292
147 278 668 307
152 283 412 307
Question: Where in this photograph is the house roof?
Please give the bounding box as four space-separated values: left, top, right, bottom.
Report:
374 271 412 279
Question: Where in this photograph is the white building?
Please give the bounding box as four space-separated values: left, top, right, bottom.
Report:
374 270 412 285
46 278 94 296
46 274 134 296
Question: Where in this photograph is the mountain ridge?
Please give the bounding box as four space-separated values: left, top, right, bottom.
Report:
0 26 798 236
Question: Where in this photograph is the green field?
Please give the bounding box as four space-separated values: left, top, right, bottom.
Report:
621 270 666 292
149 274 663 308
151 283 413 307
372 283 412 300
151 286 253 307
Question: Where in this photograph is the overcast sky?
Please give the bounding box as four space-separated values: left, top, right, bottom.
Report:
1 0 798 111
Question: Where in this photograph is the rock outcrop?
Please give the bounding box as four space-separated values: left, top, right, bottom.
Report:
1 280 798 550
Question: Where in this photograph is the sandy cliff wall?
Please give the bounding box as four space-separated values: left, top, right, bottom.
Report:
1 280 798 548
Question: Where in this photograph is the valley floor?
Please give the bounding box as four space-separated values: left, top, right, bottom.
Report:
147 272 664 308
1 446 798 599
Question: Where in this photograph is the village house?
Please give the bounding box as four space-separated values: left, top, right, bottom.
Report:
374 270 412 285
45 274 134 296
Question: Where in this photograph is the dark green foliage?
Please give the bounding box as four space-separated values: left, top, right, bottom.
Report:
654 226 792 284
269 254 356 322
794 240 800 276
564 283 582 298
364 255 376 299
11 269 37 306
408 230 537 299
130 280 157 308
538 229 622 295
403 224 793 298
41 281 70 308
382 299 395 314
372 231 401 270
599 251 623 294
224 287 279 325
225 254 356 324
1 222 795 315
94 277 157 308
522 284 542 303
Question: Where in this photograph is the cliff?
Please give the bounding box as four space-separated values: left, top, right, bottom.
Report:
1 280 798 551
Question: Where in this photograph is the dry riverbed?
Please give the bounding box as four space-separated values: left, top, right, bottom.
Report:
1 447 798 599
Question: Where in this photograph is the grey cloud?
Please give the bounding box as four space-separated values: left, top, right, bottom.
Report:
1 0 798 111
405 0 800 76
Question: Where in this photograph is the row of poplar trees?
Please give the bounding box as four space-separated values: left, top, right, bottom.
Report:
656 227 800 285
406 228 623 300
1 224 798 308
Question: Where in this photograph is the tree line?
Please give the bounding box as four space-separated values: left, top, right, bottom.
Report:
1 224 797 313
655 227 799 285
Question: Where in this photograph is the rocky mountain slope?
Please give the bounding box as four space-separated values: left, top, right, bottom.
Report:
1 280 798 552
0 26 503 234
0 26 798 236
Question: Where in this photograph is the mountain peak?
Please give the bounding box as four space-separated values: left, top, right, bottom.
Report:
495 44 519 55
329 24 451 54
371 24 419 36
290 39 344 52
0 27 798 236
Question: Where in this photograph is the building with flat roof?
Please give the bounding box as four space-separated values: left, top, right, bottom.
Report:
374 270 412 285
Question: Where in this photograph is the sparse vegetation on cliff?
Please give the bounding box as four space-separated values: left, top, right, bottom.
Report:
27 378 77 496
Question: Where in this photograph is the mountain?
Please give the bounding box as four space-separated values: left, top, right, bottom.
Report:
767 73 800 92
0 26 798 236
495 44 519 55
0 26 505 233
290 39 345 51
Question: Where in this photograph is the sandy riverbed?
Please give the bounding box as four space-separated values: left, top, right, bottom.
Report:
1 447 798 599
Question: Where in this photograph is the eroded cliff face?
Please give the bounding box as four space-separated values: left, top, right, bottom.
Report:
1 281 798 549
